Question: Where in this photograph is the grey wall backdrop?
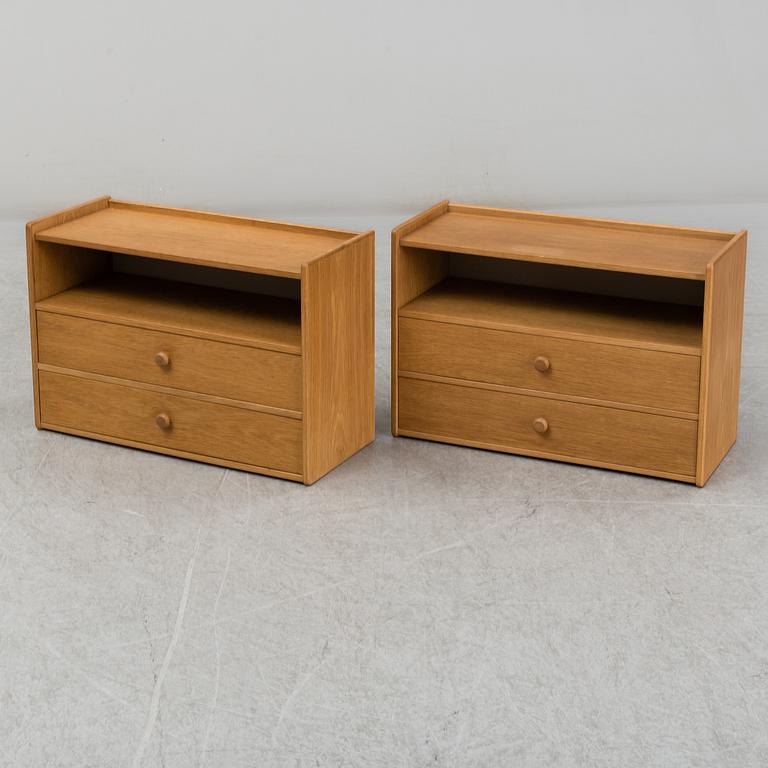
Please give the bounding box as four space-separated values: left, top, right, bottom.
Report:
2 0 766 218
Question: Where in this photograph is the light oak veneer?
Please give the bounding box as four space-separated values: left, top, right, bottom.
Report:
392 202 746 486
36 312 303 412
40 370 304 475
36 201 355 278
37 272 302 352
399 376 699 478
399 317 701 415
27 197 375 483
401 204 731 280
400 277 703 354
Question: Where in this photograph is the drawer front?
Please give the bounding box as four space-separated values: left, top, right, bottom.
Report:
37 312 302 411
39 371 303 473
399 318 700 414
398 377 697 476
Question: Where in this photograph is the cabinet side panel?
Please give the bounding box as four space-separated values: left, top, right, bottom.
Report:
391 200 451 435
27 196 112 426
33 242 112 302
696 232 747 485
302 233 375 484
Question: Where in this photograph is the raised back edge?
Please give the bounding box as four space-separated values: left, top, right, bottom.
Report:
447 202 736 241
109 198 359 245
27 196 112 234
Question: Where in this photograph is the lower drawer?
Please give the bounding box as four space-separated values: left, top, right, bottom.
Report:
398 376 697 477
39 371 303 474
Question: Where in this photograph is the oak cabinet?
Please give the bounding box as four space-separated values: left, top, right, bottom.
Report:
392 201 746 486
28 197 375 484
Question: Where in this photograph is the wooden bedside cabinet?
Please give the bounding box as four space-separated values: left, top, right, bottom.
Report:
392 201 747 486
27 197 375 484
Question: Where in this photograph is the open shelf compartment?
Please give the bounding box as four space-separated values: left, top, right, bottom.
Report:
400 274 703 356
36 269 302 354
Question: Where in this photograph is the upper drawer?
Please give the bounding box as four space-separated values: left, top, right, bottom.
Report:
37 312 302 412
399 317 700 414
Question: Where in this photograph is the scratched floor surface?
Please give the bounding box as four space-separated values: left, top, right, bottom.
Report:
1 204 767 768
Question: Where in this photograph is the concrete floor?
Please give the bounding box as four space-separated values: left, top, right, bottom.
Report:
1 204 767 768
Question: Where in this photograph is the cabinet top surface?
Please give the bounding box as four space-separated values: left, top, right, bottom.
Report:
33 201 362 278
399 204 739 280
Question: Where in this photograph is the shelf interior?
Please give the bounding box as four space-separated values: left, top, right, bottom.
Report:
37 272 302 354
399 277 703 354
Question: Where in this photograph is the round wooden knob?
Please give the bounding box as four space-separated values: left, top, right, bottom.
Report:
155 412 172 429
533 356 550 372
154 351 171 368
532 417 549 434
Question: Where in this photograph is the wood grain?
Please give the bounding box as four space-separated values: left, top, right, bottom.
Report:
37 312 303 411
26 197 112 427
302 232 375 484
36 203 358 278
399 317 701 414
398 376 698 477
37 421 304 482
449 202 735 240
40 370 303 474
696 231 748 485
391 201 450 436
397 429 695 484
30 197 376 483
37 273 302 354
37 364 301 420
109 198 357 239
402 207 734 280
31 243 111 303
399 370 698 421
391 201 747 484
400 277 703 354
